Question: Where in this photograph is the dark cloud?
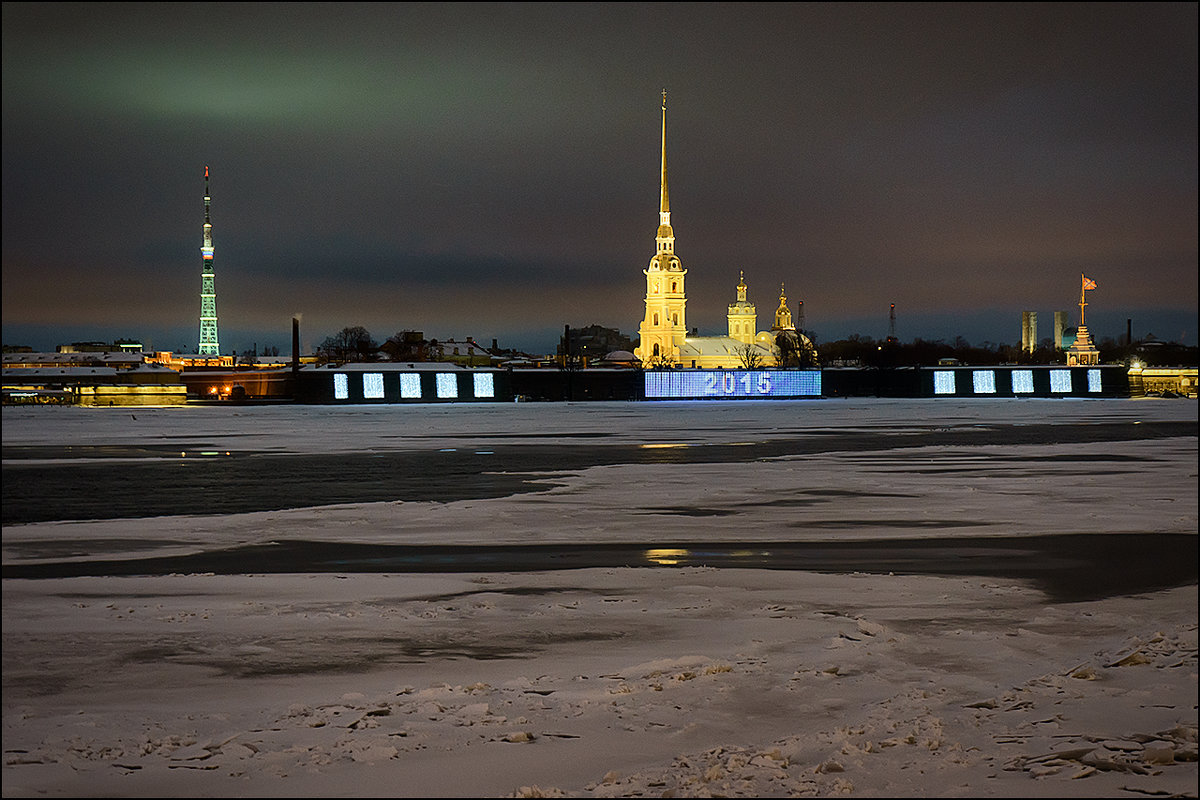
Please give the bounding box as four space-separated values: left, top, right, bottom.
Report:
3 2 1196 354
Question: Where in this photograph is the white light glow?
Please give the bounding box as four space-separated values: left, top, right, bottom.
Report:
473 373 495 398
1050 369 1072 393
363 373 384 399
436 373 458 399
972 370 996 394
400 373 421 399
933 371 956 395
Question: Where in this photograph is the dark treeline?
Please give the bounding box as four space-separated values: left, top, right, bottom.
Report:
313 325 1196 368
314 327 509 365
818 335 1197 368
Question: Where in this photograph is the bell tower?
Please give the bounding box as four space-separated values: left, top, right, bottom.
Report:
727 272 757 345
635 92 687 366
772 283 795 332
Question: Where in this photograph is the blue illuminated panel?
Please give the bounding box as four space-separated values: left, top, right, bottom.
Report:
363 373 385 399
1087 369 1102 393
333 373 349 400
1050 369 1072 393
933 371 956 395
400 373 421 399
474 372 494 398
436 373 458 399
645 370 820 399
1012 370 1034 394
972 370 996 394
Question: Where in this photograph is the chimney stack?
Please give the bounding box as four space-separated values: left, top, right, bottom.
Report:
292 317 300 372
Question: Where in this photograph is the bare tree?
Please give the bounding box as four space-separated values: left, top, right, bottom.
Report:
800 335 819 367
642 350 676 370
316 326 379 364
774 332 819 368
736 342 766 369
380 330 428 362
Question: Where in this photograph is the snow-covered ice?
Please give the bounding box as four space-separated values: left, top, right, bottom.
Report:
3 398 1196 797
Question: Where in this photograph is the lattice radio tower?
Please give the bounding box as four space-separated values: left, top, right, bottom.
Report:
197 165 219 355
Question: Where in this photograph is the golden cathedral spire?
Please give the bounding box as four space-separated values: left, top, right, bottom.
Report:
637 92 687 366
652 90 676 262
660 90 669 218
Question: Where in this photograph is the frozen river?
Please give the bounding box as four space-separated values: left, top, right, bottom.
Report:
3 398 1195 525
3 397 1196 599
3 397 1197 798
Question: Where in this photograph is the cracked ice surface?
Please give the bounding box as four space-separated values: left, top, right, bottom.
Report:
2 398 1196 797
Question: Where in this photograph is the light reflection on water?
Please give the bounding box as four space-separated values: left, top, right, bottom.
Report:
644 548 769 566
645 548 689 565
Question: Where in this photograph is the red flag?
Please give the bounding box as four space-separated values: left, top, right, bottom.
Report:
1082 276 1097 291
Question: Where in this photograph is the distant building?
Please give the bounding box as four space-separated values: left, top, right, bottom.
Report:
56 340 144 354
1021 311 1038 353
5 351 145 369
559 325 635 366
1053 311 1068 349
149 351 236 369
1127 365 1198 398
426 338 493 367
2 352 185 405
595 350 639 367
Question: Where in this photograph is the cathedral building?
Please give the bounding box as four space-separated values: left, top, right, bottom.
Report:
634 96 811 369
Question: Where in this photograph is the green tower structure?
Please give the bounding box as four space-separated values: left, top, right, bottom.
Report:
198 165 219 355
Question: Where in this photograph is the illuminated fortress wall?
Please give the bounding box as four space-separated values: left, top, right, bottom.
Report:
641 366 1128 400
287 365 1129 404
645 370 821 399
918 365 1128 398
295 367 511 403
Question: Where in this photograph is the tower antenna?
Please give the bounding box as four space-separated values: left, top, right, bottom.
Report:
197 165 219 355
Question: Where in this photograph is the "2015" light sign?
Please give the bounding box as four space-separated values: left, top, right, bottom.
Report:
645 370 821 399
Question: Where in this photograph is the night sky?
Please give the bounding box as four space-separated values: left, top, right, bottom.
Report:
3 3 1196 355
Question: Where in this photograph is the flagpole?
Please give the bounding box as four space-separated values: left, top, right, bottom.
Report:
1079 273 1087 327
